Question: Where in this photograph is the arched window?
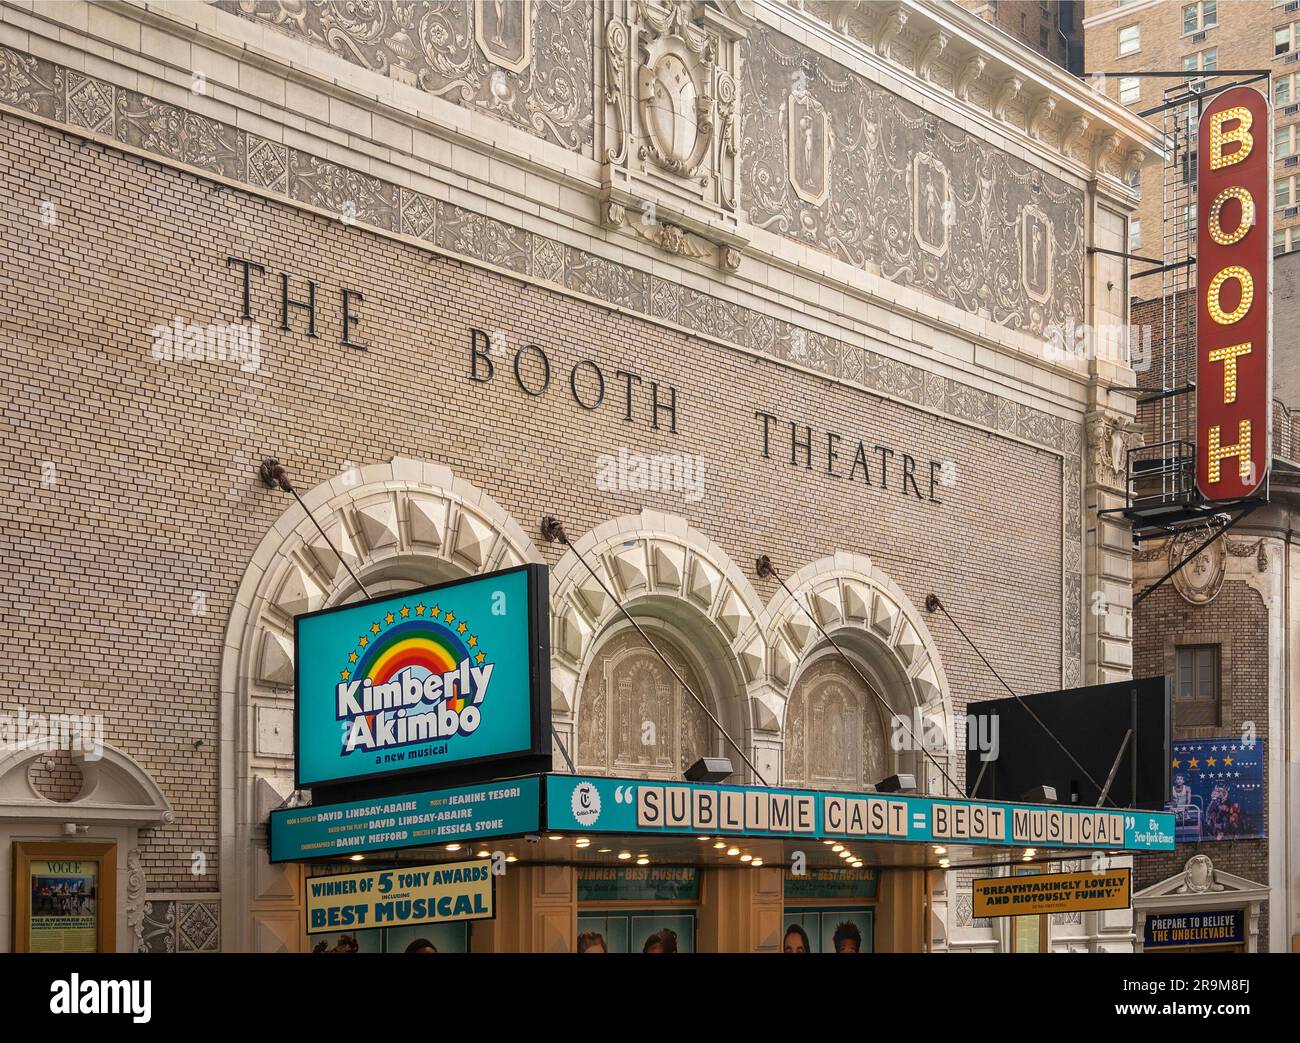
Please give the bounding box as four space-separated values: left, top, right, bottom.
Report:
575 626 719 779
784 654 891 791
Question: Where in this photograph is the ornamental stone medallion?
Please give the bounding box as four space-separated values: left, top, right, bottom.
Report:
637 3 715 176
1170 529 1227 605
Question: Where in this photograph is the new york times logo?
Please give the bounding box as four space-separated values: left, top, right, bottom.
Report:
50 974 151 1023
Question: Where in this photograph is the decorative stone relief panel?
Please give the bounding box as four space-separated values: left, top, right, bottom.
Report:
214 0 594 153
783 656 888 791
575 628 716 777
740 26 1086 337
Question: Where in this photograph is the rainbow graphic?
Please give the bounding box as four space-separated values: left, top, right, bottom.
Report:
347 616 481 714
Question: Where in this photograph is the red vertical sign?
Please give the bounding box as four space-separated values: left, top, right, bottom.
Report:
1196 86 1272 501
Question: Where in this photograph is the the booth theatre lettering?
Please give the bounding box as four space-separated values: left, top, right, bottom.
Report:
224 255 946 497
755 410 946 504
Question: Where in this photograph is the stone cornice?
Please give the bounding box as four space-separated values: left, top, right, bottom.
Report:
766 0 1162 188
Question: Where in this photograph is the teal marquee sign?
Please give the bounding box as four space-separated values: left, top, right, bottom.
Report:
294 564 549 788
269 776 541 862
544 775 1176 852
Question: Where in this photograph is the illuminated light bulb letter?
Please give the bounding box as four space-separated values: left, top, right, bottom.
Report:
1207 342 1252 404
1207 420 1252 484
1207 186 1255 246
1209 106 1253 170
1206 265 1254 325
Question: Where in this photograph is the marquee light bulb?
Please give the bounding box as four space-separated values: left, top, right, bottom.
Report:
617 851 632 860
636 856 650 866
1209 106 1253 170
751 858 764 867
1207 186 1255 246
1206 265 1254 325
727 846 740 856
1207 421 1252 483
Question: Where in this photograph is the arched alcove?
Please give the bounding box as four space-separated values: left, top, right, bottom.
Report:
549 511 767 783
218 457 542 952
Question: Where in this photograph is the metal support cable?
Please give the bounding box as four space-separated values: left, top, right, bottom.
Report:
542 516 769 787
923 594 1118 808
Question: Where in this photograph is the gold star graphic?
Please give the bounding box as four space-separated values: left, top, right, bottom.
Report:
385 612 395 625
359 635 369 647
1188 758 1200 770
457 622 468 634
475 652 486 664
468 635 478 648
348 651 358 663
430 605 441 619
1171 758 1181 769
371 622 381 634
1223 754 1234 766
1206 756 1217 767
400 605 410 619
444 611 455 624
340 669 350 681
415 603 426 616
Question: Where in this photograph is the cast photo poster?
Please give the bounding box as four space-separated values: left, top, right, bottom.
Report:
28 859 98 953
1167 739 1266 842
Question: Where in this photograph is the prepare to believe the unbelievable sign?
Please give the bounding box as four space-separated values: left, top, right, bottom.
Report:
295 564 549 788
972 868 1132 918
1196 85 1271 501
546 775 1176 852
306 860 493 934
1143 909 1245 948
269 776 541 862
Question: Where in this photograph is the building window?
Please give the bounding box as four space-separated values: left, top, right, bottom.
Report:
1278 123 1297 157
1183 0 1217 33
1277 175 1296 209
1119 24 1140 56
1277 73 1295 105
1277 23 1300 56
1129 220 1141 252
1175 645 1220 728
1119 77 1141 105
1040 25 1049 47
1183 48 1217 72
1277 226 1299 253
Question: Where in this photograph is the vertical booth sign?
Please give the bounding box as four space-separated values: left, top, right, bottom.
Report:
1196 86 1272 501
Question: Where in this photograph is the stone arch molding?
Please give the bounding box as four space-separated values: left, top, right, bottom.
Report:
759 552 955 793
0 742 172 825
551 518 954 791
549 511 767 754
220 457 543 951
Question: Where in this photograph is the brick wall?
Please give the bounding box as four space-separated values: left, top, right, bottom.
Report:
1132 580 1271 950
0 114 1070 890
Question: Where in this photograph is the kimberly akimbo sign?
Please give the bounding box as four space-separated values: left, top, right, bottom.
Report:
306 860 494 934
972 868 1132 918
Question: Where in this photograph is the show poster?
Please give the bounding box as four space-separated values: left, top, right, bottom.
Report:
295 564 549 788
28 859 98 953
1167 739 1265 842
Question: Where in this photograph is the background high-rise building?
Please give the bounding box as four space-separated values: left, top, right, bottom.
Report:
960 1 1085 73
1084 0 1299 297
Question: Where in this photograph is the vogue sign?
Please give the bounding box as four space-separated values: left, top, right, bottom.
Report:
1196 87 1272 501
